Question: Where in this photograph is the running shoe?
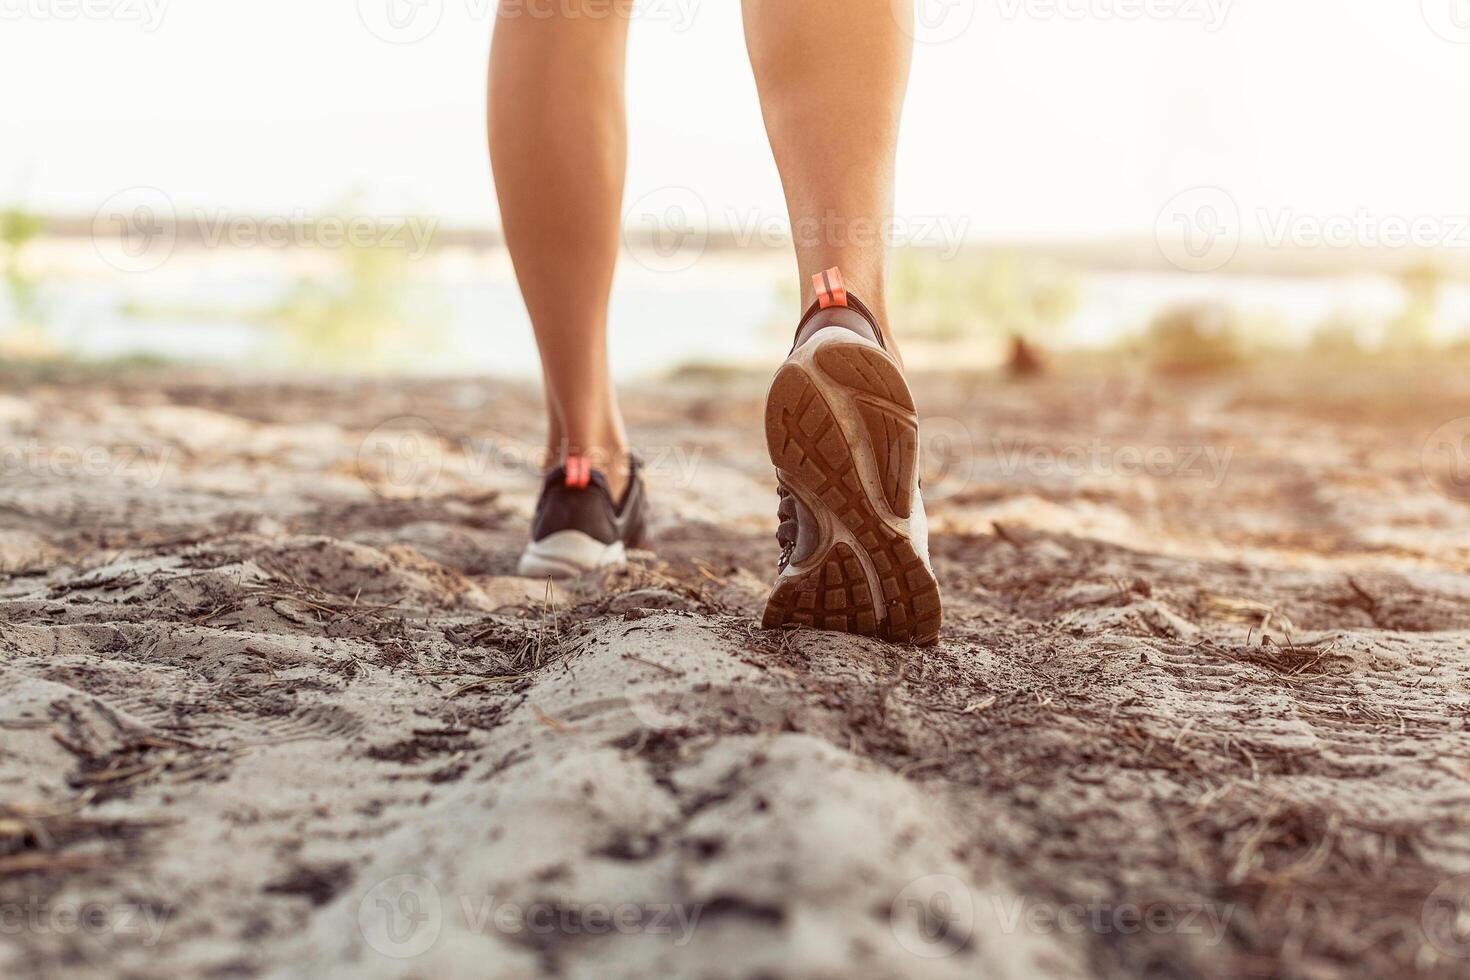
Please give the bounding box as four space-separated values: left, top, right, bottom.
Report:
761 268 941 646
518 454 647 578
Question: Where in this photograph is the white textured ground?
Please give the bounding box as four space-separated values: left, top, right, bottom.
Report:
3 362 1470 978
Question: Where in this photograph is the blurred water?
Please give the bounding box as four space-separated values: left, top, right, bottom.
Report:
13 249 795 378
8 244 1470 375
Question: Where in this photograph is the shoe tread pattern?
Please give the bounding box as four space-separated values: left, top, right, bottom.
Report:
762 346 940 646
813 344 917 519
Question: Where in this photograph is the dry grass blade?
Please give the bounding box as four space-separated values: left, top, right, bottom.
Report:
446 675 524 700
531 576 562 668
532 705 571 733
962 696 998 714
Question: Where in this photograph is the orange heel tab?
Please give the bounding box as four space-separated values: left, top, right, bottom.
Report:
564 455 591 489
813 267 848 309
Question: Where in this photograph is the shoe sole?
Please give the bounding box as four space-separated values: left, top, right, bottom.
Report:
761 330 942 646
518 531 628 579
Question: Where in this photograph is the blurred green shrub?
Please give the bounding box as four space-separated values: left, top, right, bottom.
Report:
1141 304 1249 373
1386 262 1441 350
270 217 443 372
888 248 1079 345
1308 312 1368 357
1 205 46 329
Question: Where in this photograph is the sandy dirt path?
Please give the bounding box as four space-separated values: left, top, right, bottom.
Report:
2 361 1469 978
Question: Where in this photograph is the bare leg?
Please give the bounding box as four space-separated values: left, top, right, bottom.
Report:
488 0 631 492
745 2 937 645
741 0 913 359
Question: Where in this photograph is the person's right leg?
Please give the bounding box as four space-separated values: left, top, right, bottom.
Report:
741 0 913 361
488 0 631 494
742 0 940 645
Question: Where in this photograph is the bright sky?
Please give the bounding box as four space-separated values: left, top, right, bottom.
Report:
4 0 1470 242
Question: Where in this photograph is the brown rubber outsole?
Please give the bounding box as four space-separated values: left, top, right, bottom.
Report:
761 336 942 647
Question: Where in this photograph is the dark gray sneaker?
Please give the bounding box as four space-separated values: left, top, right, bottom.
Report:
518 454 647 578
761 268 941 646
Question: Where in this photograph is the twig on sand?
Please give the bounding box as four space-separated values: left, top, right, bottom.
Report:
962 696 998 714
167 752 239 784
898 758 945 778
1172 717 1198 751
79 760 163 786
623 653 681 675
49 731 91 757
469 623 503 644
532 705 572 733
1227 801 1285 884
445 675 523 700
254 592 341 616
190 603 238 625
1230 738 1260 782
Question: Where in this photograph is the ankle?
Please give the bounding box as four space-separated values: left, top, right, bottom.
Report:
551 440 631 501
798 269 902 368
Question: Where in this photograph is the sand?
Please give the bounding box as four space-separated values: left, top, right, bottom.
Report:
2 359 1469 979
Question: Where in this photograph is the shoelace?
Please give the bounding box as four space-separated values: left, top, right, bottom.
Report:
775 484 799 570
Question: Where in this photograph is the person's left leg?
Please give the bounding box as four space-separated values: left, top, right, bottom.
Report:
489 1 648 579
488 0 632 497
742 0 941 646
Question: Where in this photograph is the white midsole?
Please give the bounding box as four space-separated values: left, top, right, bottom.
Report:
518 531 627 579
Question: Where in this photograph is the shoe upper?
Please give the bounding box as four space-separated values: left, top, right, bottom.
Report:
531 454 646 548
789 292 888 354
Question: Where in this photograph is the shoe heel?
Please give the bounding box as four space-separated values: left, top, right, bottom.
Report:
763 341 941 646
